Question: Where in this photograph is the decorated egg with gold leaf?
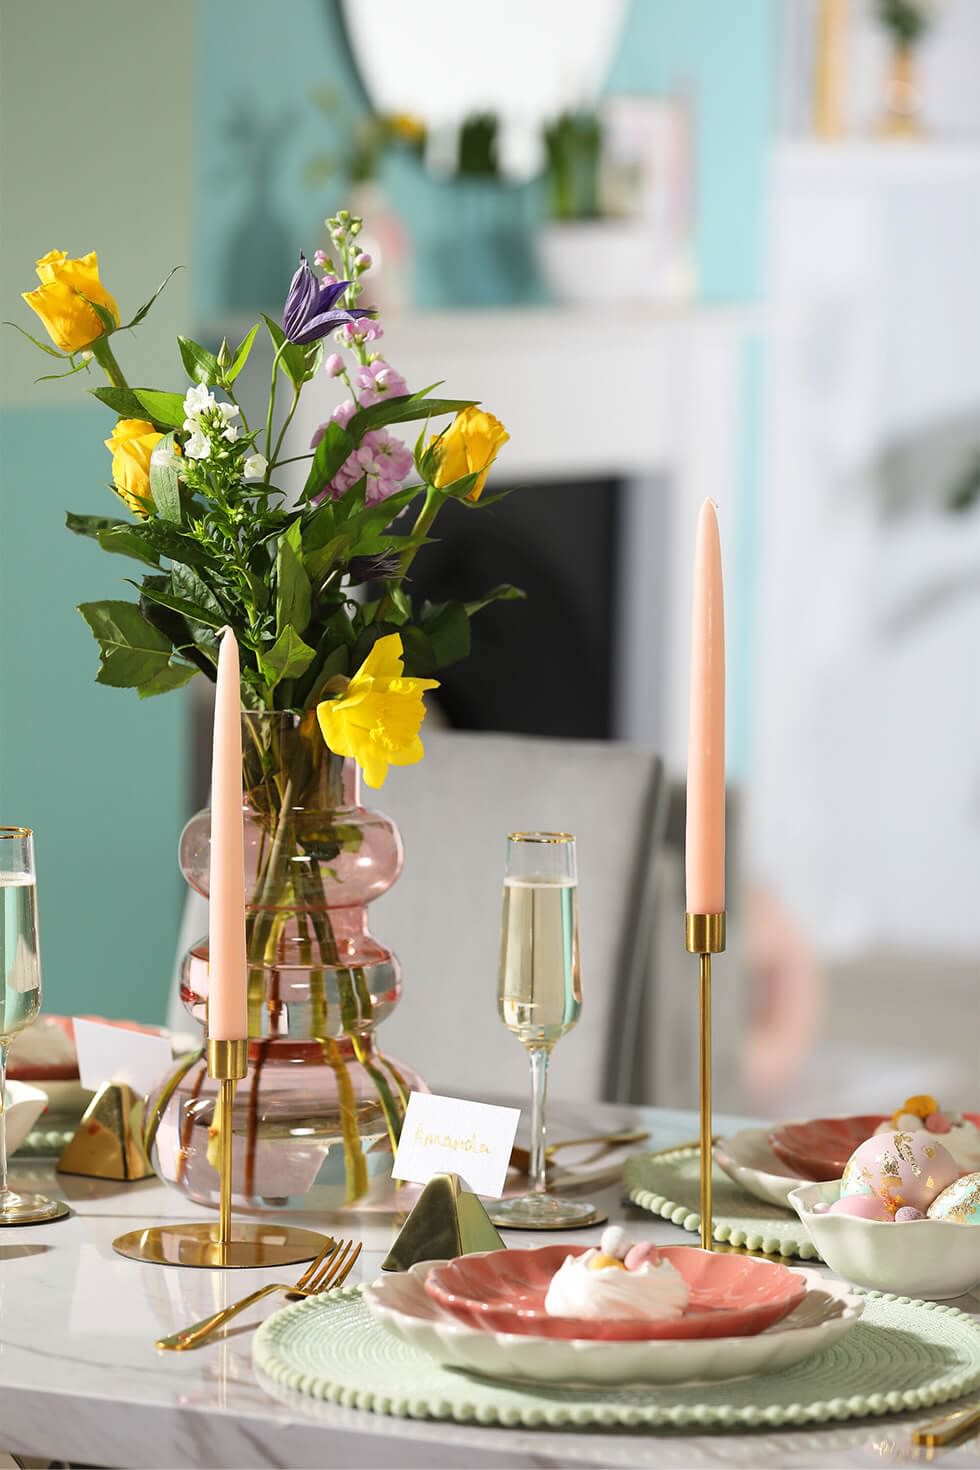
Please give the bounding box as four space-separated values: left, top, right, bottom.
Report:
926 1171 980 1225
840 1130 959 1215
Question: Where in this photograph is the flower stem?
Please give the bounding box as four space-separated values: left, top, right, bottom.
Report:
264 342 288 461
90 336 128 389
374 483 444 622
270 387 301 469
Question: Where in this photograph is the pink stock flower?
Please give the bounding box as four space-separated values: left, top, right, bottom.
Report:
335 318 383 345
324 353 345 378
320 428 413 507
310 398 357 450
354 360 407 407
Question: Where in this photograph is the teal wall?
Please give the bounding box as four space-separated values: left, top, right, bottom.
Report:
0 1 193 1022
195 0 774 315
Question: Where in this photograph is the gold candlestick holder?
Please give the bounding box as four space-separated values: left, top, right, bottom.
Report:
113 1039 331 1268
685 911 726 1251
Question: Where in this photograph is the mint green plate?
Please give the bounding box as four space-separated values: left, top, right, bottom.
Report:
625 1146 820 1259
253 1285 980 1430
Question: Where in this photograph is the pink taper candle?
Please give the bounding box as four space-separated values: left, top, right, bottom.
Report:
208 628 248 1041
685 500 726 915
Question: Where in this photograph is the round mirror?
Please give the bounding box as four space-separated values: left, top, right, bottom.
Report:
340 0 630 178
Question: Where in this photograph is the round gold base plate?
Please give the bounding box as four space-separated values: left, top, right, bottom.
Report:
488 1206 608 1232
112 1221 331 1269
0 1198 71 1227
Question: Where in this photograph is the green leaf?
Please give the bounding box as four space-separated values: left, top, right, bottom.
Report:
462 583 526 617
300 643 351 705
34 356 94 383
97 525 162 568
83 298 118 336
90 385 147 419
132 389 185 430
171 563 226 623
138 594 218 678
78 600 178 690
262 314 319 390
66 511 127 540
137 660 198 698
422 601 471 668
302 420 355 500
137 581 225 628
178 336 220 386
347 394 476 441
225 323 260 383
148 430 181 523
121 265 182 331
275 521 311 635
259 626 316 686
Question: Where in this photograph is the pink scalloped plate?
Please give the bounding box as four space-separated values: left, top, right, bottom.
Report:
422 1246 808 1341
768 1115 886 1181
769 1113 980 1181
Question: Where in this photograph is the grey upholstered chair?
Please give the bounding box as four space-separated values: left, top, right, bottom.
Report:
169 730 666 1105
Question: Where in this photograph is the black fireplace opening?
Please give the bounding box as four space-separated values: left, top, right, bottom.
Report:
405 478 620 740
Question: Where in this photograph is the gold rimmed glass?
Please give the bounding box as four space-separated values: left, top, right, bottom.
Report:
0 827 65 1224
493 832 597 1228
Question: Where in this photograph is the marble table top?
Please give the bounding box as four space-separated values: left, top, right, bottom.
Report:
0 1099 977 1470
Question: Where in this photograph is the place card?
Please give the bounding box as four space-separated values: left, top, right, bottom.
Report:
392 1091 520 1198
73 1017 173 1096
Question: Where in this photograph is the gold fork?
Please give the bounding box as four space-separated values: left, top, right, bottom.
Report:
155 1237 362 1352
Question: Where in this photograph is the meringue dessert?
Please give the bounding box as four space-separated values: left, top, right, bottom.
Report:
543 1226 690 1321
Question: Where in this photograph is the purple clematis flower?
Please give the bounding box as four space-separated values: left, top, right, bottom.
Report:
282 254 375 345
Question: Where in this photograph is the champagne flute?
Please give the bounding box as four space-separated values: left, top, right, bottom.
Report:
0 827 64 1224
492 832 598 1228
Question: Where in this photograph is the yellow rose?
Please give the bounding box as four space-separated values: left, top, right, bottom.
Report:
104 419 162 517
22 249 119 354
317 634 439 789
430 406 509 502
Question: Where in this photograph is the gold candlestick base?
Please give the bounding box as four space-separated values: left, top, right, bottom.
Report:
685 911 726 1252
112 1220 329 1269
113 1035 330 1268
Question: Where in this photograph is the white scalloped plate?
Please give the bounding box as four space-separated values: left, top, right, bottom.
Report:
715 1129 810 1210
362 1262 862 1387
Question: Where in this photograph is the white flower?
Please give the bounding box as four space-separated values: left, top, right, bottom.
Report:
243 453 268 481
184 429 212 460
221 423 240 444
217 401 239 423
183 383 214 420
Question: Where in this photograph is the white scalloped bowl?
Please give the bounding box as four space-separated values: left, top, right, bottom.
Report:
364 1261 863 1387
2 1080 48 1156
789 1181 980 1299
715 1129 809 1209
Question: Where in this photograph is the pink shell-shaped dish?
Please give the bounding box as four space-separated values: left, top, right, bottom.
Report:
770 1113 980 1181
768 1116 889 1181
422 1246 807 1341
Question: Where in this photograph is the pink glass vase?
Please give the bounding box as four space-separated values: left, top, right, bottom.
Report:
146 710 426 1212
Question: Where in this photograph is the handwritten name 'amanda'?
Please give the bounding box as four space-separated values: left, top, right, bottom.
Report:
414 1125 491 1155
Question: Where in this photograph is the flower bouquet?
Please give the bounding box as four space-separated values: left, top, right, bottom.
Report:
16 214 519 1206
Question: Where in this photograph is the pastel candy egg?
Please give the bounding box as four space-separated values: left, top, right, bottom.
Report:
624 1242 663 1271
892 1111 922 1131
926 1171 980 1225
894 1206 924 1222
925 1111 951 1134
599 1225 630 1260
827 1194 893 1220
841 1130 959 1213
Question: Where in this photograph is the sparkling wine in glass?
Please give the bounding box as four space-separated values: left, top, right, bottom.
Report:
493 832 597 1228
0 827 64 1224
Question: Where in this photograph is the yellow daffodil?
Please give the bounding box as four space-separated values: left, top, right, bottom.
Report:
430 406 509 502
22 249 119 354
104 418 163 517
316 633 439 789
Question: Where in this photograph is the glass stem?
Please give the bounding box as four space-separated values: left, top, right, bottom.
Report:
527 1046 550 1196
0 1040 8 1195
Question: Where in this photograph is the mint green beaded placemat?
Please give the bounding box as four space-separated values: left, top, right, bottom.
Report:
253 1285 980 1431
625 1146 819 1259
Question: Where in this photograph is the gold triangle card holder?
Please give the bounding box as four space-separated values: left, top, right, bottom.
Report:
382 1172 506 1271
112 1039 331 1269
57 1081 154 1182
